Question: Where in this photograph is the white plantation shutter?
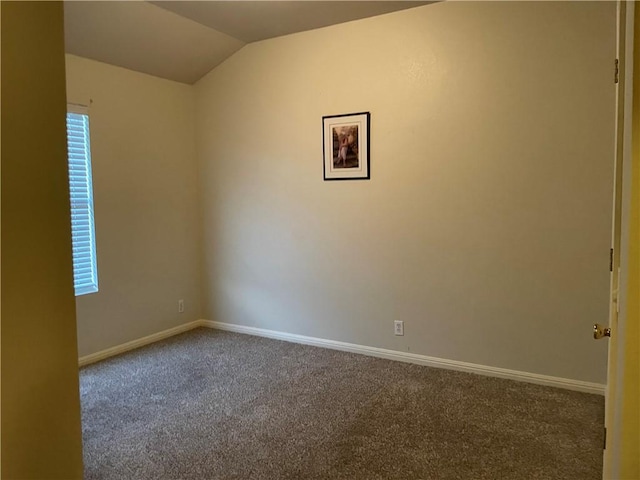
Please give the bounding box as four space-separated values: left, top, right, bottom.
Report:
66 111 98 296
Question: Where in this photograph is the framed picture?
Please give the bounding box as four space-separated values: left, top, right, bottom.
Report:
322 111 370 181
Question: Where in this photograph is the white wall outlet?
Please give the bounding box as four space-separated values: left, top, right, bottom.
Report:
394 320 404 336
178 299 184 313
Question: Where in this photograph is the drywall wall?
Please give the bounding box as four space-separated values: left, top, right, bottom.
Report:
65 55 202 357
1 2 83 477
195 1 616 384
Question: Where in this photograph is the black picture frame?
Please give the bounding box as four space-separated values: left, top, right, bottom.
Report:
322 111 370 181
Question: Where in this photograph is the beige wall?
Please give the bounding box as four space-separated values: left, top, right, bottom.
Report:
195 1 616 384
65 55 202 357
1 2 83 478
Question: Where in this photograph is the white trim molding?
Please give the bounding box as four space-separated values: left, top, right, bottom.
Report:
201 320 606 396
78 318 605 396
78 320 203 367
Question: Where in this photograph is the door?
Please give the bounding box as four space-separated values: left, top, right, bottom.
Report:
602 2 639 478
602 2 627 474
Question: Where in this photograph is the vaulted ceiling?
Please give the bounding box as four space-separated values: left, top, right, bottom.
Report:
64 1 433 84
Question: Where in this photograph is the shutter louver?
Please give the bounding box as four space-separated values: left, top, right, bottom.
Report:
66 112 98 296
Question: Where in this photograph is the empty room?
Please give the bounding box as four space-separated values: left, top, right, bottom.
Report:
1 1 639 479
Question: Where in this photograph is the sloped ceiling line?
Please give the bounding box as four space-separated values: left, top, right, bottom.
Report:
64 1 433 84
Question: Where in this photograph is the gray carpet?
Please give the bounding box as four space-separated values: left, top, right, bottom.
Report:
81 328 604 480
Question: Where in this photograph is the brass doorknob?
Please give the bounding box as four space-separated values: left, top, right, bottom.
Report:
593 323 611 339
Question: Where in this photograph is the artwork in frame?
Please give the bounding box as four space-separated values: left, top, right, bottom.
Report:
322 111 370 181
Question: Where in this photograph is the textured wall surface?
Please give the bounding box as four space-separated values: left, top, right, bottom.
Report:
195 1 616 383
1 2 84 477
66 55 202 357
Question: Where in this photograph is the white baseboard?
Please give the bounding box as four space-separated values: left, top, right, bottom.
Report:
78 318 605 395
78 320 203 367
201 319 606 396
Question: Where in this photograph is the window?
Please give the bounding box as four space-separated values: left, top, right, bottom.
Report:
66 108 98 296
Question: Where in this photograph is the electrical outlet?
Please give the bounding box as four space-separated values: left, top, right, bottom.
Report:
178 299 184 313
394 320 404 336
